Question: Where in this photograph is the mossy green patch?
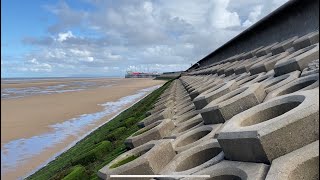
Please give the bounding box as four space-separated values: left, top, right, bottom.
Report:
62 165 88 180
132 127 152 136
109 155 139 169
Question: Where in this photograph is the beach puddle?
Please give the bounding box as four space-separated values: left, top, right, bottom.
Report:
1 85 160 178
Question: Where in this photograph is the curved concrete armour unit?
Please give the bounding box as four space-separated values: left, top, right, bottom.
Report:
217 89 319 163
160 140 224 177
274 43 319 76
193 80 238 110
200 83 266 124
98 140 175 180
260 70 301 93
183 161 269 180
265 140 319 180
125 119 175 149
172 124 222 153
264 73 319 101
171 114 203 137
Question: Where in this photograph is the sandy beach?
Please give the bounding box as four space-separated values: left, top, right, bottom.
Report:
1 78 165 179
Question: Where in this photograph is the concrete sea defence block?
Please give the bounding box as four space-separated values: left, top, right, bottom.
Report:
193 80 238 110
200 83 266 124
292 30 319 51
217 89 319 163
217 61 239 76
172 124 222 153
171 114 203 137
271 36 299 55
125 119 175 149
264 73 319 101
224 59 251 76
243 46 264 59
274 43 319 76
236 73 268 87
173 110 200 125
265 140 319 180
260 70 301 93
234 54 272 75
255 42 279 57
138 109 174 128
175 104 196 116
159 140 224 178
183 160 269 180
189 78 223 100
97 140 176 180
301 59 319 77
249 51 290 75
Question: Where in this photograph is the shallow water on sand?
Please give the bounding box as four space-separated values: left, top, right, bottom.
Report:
1 85 160 179
1 79 115 99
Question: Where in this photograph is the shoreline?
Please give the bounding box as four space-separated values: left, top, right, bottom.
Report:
1 78 166 179
23 85 161 179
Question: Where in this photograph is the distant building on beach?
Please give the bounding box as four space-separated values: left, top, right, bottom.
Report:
125 71 160 78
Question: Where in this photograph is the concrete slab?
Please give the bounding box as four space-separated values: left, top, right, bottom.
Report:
266 140 319 180
183 160 269 180
274 43 319 76
98 139 176 180
125 119 175 149
256 42 279 57
160 140 224 178
172 124 222 153
293 30 319 51
217 89 319 163
200 83 266 124
193 80 238 110
264 73 319 101
261 70 301 93
249 51 290 75
271 36 299 55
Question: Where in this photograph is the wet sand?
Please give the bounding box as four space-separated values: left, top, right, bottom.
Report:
1 78 165 179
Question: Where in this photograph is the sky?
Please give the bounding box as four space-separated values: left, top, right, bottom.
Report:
1 0 289 78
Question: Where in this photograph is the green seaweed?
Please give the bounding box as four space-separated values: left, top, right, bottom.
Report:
109 155 139 169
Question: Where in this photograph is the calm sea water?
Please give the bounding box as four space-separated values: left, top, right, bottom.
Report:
1 77 119 99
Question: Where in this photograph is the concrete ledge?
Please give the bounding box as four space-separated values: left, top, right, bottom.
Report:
183 160 269 180
264 73 319 101
271 36 299 55
193 80 238 110
256 42 279 57
125 119 175 149
172 124 222 153
265 140 319 180
217 89 319 163
98 140 176 180
138 109 174 128
292 30 319 51
274 43 319 76
249 52 290 75
261 70 301 93
160 140 224 177
171 114 203 137
238 73 269 87
200 83 266 124
173 110 199 125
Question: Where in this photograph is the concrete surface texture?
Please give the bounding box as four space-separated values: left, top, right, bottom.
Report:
98 3 319 179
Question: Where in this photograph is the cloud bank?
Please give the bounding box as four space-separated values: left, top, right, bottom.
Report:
2 0 288 77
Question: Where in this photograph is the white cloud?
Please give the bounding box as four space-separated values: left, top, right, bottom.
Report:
57 31 75 42
3 0 289 77
242 5 263 27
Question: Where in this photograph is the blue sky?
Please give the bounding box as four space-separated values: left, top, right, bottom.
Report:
1 0 288 78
